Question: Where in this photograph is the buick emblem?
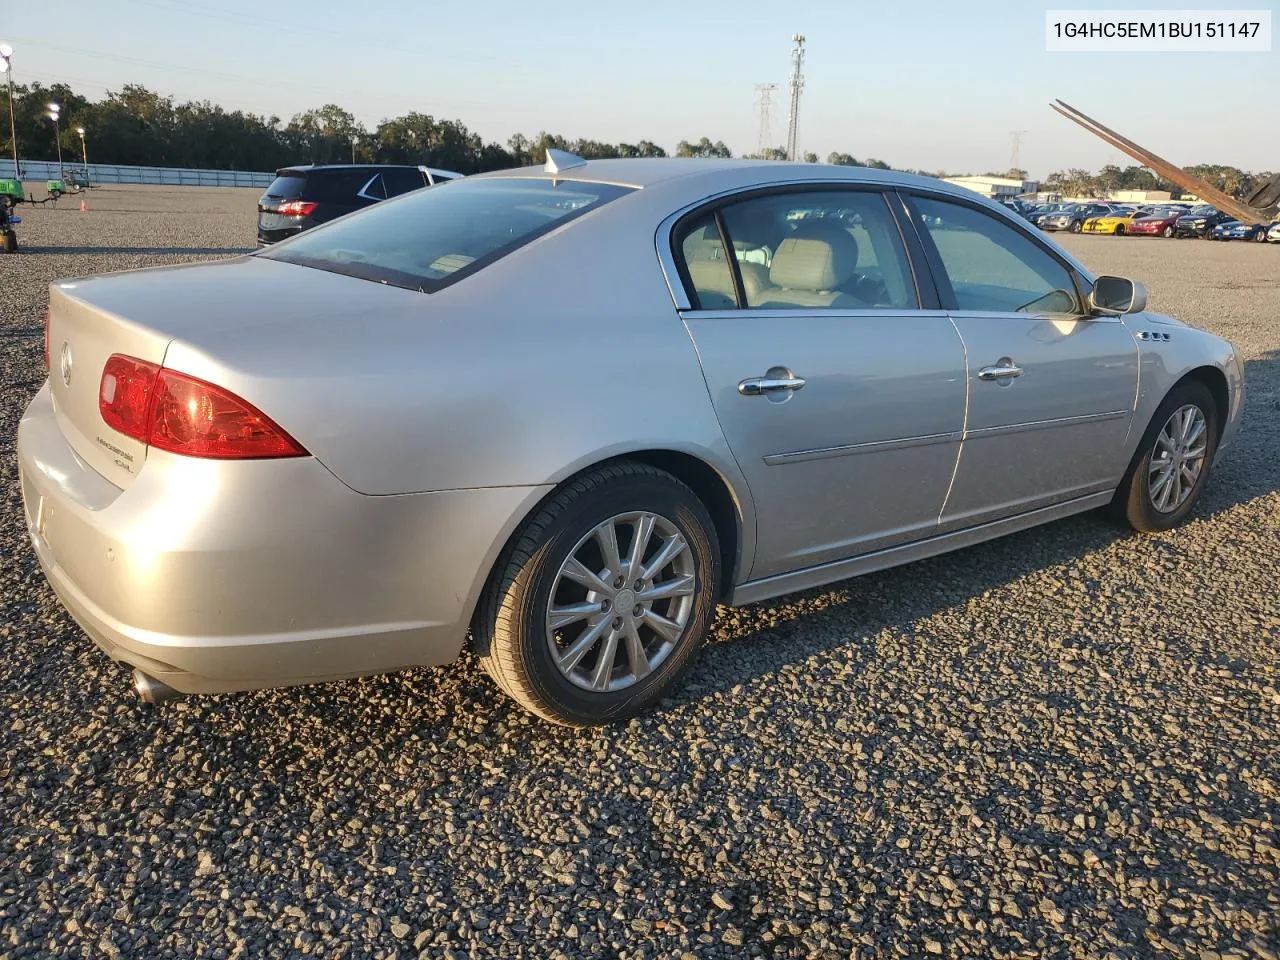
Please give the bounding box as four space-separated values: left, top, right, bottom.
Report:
59 341 73 388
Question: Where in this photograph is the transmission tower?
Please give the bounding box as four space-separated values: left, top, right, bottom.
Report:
1009 129 1027 172
754 83 777 155
785 34 806 161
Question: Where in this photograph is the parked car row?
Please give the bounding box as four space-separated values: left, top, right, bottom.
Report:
1002 198 1279 243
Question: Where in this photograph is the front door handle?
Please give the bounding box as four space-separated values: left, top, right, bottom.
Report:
738 375 807 396
976 360 1023 382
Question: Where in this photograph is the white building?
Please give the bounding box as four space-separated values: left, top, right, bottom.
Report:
1107 189 1173 203
942 175 1039 199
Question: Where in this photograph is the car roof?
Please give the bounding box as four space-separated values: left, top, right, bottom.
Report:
276 164 460 177
470 157 988 197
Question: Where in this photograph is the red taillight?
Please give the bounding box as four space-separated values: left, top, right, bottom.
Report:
98 354 308 460
43 309 51 371
99 355 161 442
276 200 317 217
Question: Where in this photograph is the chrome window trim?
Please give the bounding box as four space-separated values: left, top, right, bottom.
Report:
654 176 1102 313
678 307 952 321
356 174 385 203
655 178 910 312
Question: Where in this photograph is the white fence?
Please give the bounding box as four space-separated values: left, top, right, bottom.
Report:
0 158 275 189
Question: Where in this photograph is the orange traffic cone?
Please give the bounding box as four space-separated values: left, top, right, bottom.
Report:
79 199 87 212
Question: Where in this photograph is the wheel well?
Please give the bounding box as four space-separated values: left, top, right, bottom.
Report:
1176 365 1230 439
619 450 742 601
471 450 746 639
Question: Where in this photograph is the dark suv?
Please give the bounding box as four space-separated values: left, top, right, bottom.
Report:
256 164 461 246
1173 204 1234 239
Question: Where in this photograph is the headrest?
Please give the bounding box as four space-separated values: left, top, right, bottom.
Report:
768 222 858 291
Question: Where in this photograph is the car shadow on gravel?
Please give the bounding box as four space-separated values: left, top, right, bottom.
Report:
662 349 1280 710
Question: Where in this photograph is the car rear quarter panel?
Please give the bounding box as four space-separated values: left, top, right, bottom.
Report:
159 191 756 544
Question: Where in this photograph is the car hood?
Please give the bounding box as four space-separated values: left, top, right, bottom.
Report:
1143 311 1188 327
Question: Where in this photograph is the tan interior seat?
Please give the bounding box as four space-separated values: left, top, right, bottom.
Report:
684 224 771 308
753 222 862 309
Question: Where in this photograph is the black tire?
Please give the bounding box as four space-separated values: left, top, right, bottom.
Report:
1070 220 1083 233
1109 380 1219 533
1255 229 1267 242
1114 223 1125 235
472 461 721 726
1162 225 1174 238
2 230 15 254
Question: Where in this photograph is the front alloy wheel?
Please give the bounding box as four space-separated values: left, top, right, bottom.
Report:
1147 405 1208 513
1111 380 1219 532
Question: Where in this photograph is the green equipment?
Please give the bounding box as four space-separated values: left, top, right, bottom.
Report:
47 179 67 199
0 179 22 204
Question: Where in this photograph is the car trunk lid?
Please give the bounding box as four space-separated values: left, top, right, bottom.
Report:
43 255 429 490
45 282 173 489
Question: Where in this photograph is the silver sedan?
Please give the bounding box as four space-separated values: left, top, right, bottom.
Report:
18 152 1245 725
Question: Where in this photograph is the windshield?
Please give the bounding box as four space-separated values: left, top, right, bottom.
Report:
1189 204 1217 216
258 177 635 292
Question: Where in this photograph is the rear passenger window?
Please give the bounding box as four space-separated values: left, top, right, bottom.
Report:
676 214 738 310
384 168 428 196
308 170 379 201
357 173 387 200
718 190 918 310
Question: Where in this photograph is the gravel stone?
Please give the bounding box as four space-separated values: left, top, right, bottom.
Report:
1 187 1279 959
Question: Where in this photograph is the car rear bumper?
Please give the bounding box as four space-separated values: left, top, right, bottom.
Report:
256 225 304 245
17 382 548 695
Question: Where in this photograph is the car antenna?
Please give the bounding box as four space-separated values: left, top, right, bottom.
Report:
544 149 586 185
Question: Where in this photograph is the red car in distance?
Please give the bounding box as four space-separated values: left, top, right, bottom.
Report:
1127 205 1190 238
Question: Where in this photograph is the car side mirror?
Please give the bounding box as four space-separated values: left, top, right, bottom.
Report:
1089 275 1147 315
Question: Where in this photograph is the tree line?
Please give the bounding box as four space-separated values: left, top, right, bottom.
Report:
1 80 1270 198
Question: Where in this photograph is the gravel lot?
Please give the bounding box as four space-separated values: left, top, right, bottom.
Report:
2 185 1278 960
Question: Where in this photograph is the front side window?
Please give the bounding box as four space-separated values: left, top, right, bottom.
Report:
711 189 918 310
259 177 633 292
910 195 1081 315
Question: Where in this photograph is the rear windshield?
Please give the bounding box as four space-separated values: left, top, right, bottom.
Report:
264 175 306 199
257 177 634 292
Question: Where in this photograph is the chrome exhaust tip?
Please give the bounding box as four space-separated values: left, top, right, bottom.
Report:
133 669 179 706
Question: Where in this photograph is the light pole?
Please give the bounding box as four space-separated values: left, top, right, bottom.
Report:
0 43 17 179
47 101 63 181
76 126 87 180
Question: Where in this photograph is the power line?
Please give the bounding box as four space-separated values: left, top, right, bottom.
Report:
1009 129 1027 172
754 83 776 155
785 34 805 162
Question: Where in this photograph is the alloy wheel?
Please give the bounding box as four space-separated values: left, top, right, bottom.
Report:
1148 404 1208 513
546 512 696 692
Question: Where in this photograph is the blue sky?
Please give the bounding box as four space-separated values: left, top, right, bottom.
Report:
4 0 1277 176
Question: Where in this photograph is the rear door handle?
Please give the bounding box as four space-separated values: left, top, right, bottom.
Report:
738 376 807 396
976 361 1023 381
